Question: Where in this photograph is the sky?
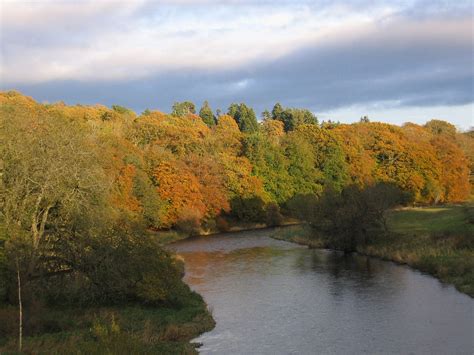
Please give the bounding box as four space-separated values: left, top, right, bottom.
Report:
1 0 473 130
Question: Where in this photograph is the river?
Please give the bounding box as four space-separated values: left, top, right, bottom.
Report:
171 228 473 355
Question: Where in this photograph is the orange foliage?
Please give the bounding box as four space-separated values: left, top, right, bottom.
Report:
212 115 242 154
261 119 285 144
334 124 376 186
335 122 445 203
185 154 230 218
2 91 471 235
430 136 470 202
153 160 206 227
152 114 210 156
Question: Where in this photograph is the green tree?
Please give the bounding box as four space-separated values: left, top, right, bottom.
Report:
112 105 134 115
199 101 216 126
227 103 259 133
261 109 272 121
296 183 409 252
292 125 348 191
271 103 284 121
243 132 293 203
171 101 196 117
271 103 318 131
283 134 323 196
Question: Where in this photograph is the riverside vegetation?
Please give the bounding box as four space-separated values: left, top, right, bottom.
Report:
0 91 473 352
273 202 474 296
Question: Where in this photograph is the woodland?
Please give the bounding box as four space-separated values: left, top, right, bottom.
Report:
0 91 472 351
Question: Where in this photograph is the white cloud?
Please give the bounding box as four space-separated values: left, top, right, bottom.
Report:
0 0 405 83
320 102 474 131
1 0 472 127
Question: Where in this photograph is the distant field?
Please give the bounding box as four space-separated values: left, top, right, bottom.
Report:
366 204 473 296
387 204 474 236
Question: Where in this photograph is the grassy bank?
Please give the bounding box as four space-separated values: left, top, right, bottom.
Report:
0 287 214 354
155 218 301 245
272 204 474 297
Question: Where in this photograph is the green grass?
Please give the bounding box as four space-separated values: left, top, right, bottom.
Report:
271 224 327 249
0 290 215 354
387 205 472 235
153 230 190 245
272 204 474 297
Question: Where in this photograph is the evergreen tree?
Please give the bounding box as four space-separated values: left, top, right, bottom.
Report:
199 100 216 126
261 109 272 121
271 103 317 132
171 101 196 117
227 103 259 133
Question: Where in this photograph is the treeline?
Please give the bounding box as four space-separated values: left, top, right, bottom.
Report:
0 91 472 304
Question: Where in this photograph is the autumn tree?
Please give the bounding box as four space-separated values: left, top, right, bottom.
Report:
456 129 474 189
335 122 444 203
430 136 470 202
212 114 243 155
185 154 230 219
112 104 134 116
1 100 106 280
148 114 211 157
153 159 206 227
0 92 189 311
261 119 284 144
425 119 457 137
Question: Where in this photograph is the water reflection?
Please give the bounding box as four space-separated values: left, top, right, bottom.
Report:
172 230 473 355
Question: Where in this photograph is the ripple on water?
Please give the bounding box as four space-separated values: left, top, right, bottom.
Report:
172 231 474 355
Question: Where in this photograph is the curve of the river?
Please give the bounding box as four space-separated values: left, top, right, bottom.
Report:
171 228 473 355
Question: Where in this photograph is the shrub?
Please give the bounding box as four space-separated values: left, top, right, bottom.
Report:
230 196 266 222
215 216 230 232
266 203 283 226
175 209 202 236
285 194 319 222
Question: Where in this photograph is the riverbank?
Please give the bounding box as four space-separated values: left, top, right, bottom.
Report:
272 204 474 297
2 220 308 353
155 218 301 245
0 286 214 353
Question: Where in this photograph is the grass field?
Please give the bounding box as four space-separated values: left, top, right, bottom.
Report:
272 203 474 297
387 205 473 236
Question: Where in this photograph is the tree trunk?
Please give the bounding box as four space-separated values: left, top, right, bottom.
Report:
16 258 23 353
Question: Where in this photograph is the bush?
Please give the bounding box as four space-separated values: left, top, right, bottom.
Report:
299 183 408 252
230 196 266 222
175 209 202 236
285 194 319 221
215 216 230 232
266 203 283 226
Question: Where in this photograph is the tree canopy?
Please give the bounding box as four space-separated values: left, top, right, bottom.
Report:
0 90 471 312
228 103 259 133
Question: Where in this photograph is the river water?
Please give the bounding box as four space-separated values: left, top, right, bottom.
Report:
171 228 473 355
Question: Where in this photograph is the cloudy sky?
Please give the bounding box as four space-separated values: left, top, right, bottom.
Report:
1 0 473 129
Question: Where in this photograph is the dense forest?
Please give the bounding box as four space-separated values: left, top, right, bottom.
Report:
0 90 472 350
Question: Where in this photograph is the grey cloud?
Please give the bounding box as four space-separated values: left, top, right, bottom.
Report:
2 7 473 118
